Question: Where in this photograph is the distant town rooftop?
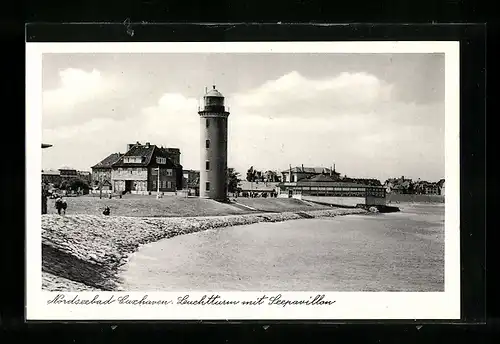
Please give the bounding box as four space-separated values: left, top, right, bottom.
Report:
59 166 75 171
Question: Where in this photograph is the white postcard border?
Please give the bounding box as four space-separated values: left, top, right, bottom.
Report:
26 41 460 320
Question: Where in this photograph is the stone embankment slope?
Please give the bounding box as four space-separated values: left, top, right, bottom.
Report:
42 208 367 291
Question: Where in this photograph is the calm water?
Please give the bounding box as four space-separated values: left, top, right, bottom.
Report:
119 203 445 292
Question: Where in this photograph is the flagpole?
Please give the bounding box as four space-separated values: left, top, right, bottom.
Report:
156 167 161 199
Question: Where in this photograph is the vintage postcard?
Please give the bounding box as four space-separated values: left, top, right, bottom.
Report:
26 41 460 320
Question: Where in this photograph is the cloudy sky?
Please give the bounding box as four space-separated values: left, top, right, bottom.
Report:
41 52 445 181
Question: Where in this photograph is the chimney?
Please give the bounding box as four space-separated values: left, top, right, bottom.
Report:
330 164 333 177
126 143 135 151
145 142 150 148
301 164 304 172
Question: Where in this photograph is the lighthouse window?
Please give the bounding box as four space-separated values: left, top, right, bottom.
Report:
206 119 210 128
205 140 210 149
206 182 210 191
205 160 210 170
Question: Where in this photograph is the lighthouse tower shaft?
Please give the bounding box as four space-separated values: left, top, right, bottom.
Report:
198 86 230 201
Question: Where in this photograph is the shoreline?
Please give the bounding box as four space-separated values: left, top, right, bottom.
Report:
42 208 367 292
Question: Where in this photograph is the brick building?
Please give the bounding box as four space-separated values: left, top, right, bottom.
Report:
92 142 183 195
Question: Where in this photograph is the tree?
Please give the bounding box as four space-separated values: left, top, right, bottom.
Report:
227 168 241 194
246 166 255 182
68 178 90 194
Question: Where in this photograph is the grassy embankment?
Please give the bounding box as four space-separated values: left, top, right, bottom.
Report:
42 195 365 291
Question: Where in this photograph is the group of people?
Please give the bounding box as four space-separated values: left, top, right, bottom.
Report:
54 196 111 216
54 197 67 215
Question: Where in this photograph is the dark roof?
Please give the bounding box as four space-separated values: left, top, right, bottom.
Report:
343 178 382 186
112 144 180 168
92 153 123 169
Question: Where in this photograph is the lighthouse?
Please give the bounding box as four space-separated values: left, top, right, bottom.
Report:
198 85 230 201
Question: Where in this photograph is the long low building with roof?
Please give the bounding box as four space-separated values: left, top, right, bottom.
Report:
281 164 341 183
278 173 386 207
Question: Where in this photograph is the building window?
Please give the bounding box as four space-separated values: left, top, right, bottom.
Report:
152 180 156 189
206 119 209 128
206 139 210 149
206 182 210 191
167 181 172 189
166 169 173 176
206 160 210 170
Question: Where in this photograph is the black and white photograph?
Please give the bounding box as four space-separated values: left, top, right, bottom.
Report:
26 42 460 320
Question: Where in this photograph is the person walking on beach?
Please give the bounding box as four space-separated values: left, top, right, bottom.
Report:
55 196 67 215
103 206 110 216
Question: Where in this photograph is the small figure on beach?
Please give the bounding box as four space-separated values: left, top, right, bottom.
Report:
103 206 110 216
55 196 67 215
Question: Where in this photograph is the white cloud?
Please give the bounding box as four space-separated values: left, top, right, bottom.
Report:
225 71 443 180
43 68 119 128
42 70 444 181
43 92 202 171
231 71 394 118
